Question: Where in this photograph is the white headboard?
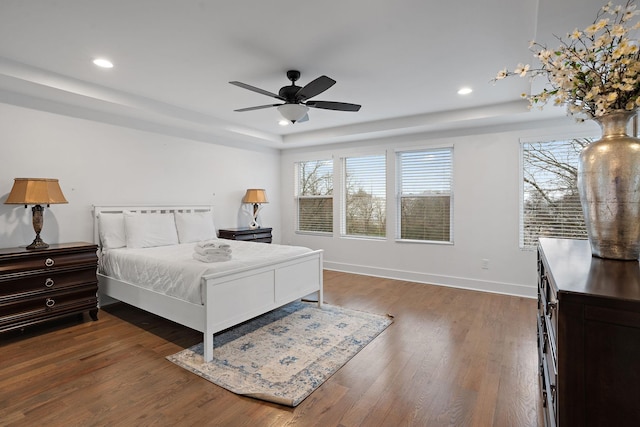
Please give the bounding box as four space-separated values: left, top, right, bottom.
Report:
92 205 214 246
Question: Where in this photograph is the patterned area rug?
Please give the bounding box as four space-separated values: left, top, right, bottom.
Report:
167 301 393 407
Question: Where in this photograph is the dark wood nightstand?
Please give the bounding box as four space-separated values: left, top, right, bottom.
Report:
0 242 99 333
218 227 272 243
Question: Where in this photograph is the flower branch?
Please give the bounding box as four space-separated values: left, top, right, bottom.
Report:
494 0 640 120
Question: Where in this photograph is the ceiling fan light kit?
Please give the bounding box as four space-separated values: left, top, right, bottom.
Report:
277 104 309 123
230 70 361 124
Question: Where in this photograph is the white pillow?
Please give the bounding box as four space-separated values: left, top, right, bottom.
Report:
98 213 126 249
174 211 217 243
123 211 179 248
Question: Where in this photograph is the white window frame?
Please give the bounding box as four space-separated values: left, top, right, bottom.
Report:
295 159 334 235
340 153 387 240
395 146 454 244
519 136 595 249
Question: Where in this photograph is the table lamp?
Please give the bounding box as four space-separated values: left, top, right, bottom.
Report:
242 189 268 229
5 178 68 250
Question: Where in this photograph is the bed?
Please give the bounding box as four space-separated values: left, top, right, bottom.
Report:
93 205 323 362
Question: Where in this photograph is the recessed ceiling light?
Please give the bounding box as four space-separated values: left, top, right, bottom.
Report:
457 87 473 95
278 119 290 126
93 58 113 69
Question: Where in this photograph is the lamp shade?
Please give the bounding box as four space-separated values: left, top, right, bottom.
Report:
242 189 268 204
277 104 309 123
5 178 68 205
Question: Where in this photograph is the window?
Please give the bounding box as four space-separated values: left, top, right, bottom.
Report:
295 160 333 233
521 139 589 248
397 148 453 242
342 154 386 238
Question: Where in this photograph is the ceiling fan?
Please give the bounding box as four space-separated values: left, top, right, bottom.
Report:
229 70 361 124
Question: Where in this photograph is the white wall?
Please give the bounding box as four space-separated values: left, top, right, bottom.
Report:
280 117 600 298
0 102 281 248
1 99 601 299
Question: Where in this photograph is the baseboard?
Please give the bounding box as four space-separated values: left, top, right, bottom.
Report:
323 261 536 299
98 292 119 307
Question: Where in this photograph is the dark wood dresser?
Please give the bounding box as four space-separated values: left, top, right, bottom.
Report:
0 242 99 333
218 227 272 243
537 238 640 427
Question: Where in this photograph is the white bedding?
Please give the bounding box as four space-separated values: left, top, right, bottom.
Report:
100 240 313 305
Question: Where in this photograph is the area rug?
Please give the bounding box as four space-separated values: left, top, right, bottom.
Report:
166 301 393 406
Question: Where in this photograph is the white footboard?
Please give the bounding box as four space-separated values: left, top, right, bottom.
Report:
202 251 323 362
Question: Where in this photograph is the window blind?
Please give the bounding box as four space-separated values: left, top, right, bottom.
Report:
397 148 453 242
342 154 386 237
295 160 333 233
521 139 588 248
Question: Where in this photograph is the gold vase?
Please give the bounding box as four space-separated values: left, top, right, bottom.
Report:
577 110 640 260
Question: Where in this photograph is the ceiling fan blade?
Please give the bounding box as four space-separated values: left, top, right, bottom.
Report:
295 76 336 101
229 81 285 101
307 100 361 112
234 104 282 112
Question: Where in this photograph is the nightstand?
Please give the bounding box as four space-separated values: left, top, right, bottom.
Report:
0 242 99 333
218 227 272 243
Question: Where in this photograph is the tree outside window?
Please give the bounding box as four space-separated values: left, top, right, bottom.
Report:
521 139 589 248
296 160 333 233
343 155 386 237
397 148 453 242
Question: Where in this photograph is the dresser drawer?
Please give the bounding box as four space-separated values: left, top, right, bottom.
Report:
0 285 98 330
0 249 97 275
235 231 272 241
541 352 557 427
539 271 558 365
0 267 97 300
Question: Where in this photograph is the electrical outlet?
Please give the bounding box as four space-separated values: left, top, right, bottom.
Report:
481 259 489 269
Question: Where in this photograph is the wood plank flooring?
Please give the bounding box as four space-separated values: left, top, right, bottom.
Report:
0 271 541 426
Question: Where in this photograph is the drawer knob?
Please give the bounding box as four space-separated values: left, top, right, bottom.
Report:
44 278 55 288
45 258 55 267
45 298 55 308
547 300 557 319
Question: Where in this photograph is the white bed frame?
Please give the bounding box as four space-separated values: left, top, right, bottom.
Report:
93 205 323 362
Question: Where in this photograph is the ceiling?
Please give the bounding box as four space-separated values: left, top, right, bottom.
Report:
0 0 606 149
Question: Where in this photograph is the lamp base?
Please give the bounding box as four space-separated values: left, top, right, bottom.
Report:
27 205 49 250
249 203 260 229
27 235 49 250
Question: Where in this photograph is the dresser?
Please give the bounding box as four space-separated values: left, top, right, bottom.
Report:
537 238 640 427
218 227 272 243
0 242 99 333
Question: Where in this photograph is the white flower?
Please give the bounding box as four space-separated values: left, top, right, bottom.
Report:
612 24 627 36
514 63 530 76
537 49 553 61
586 18 610 35
570 29 583 39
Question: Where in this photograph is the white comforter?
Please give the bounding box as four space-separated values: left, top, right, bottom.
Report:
100 240 313 305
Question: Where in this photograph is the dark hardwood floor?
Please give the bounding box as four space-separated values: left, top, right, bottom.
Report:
0 271 541 426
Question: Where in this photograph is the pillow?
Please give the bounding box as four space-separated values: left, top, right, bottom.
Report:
174 211 217 243
123 211 179 248
98 213 126 249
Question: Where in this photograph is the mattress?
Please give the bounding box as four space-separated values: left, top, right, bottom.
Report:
100 240 313 305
